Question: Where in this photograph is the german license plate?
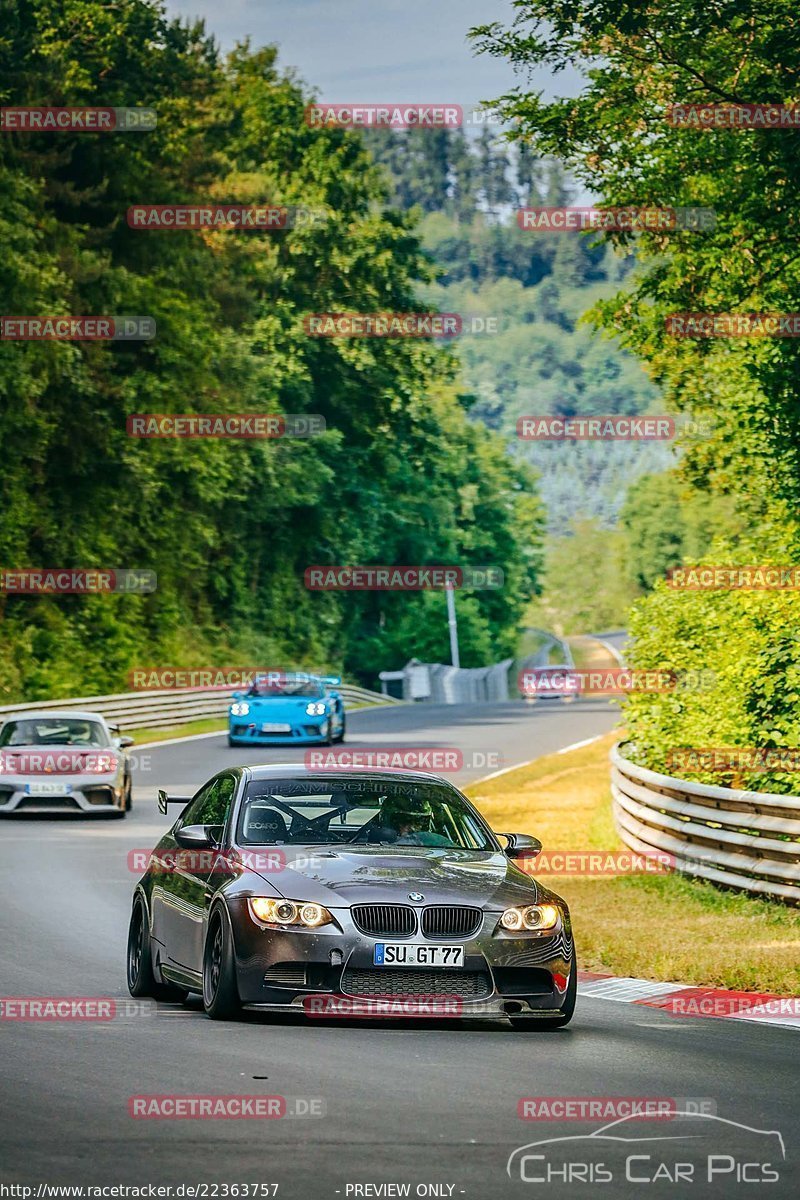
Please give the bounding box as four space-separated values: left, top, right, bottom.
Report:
373 943 464 967
260 723 291 734
27 781 72 796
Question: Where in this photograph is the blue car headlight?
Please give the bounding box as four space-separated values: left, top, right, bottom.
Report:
305 702 327 716
230 702 250 716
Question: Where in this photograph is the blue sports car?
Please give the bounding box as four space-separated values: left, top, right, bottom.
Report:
228 673 345 747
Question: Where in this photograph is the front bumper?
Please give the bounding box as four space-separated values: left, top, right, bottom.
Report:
229 722 330 746
0 774 124 815
229 899 574 1016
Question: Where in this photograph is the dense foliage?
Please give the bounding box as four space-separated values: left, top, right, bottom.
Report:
474 0 800 778
0 0 544 700
365 127 669 535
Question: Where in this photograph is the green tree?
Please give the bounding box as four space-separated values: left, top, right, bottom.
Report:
0 0 545 698
473 0 800 775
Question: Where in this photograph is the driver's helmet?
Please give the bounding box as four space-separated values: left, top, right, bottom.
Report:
248 673 275 695
379 794 435 833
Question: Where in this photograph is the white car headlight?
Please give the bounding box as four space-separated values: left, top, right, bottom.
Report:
305 701 326 716
499 904 560 932
248 897 333 928
230 702 250 716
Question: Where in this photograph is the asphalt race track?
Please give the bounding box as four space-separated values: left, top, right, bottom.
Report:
1 699 797 1197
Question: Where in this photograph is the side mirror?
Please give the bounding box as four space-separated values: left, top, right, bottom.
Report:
158 789 192 816
231 691 243 701
118 735 135 749
174 824 215 850
499 832 543 860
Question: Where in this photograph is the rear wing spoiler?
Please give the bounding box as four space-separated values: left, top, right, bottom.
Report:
158 788 192 816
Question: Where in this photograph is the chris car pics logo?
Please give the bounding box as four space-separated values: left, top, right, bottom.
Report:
507 1112 784 1186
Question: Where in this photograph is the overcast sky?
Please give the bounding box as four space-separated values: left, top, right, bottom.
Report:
165 0 582 110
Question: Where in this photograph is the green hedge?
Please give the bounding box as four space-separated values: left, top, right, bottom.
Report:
624 534 800 794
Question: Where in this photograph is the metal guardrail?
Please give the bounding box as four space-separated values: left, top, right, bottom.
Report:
611 743 800 904
0 683 402 733
380 659 513 703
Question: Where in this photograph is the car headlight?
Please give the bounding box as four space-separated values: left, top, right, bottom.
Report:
230 702 250 716
305 701 327 716
499 904 560 932
248 897 333 928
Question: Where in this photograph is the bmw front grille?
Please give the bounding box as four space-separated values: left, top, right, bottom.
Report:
351 904 416 937
421 906 483 939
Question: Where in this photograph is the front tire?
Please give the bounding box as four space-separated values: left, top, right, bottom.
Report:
333 714 346 743
127 896 188 1002
202 907 242 1020
509 944 577 1031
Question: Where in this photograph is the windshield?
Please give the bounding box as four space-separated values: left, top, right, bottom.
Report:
238 778 496 851
246 677 324 699
0 718 110 748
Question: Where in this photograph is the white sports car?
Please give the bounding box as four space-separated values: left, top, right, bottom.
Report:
0 709 134 816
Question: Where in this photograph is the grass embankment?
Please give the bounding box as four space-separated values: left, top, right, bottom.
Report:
129 717 227 745
467 733 800 993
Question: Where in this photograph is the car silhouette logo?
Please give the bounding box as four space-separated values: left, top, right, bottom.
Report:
408 892 424 902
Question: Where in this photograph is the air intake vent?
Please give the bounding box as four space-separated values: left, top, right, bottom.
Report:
421 906 482 939
263 966 308 987
342 968 491 1000
351 904 416 937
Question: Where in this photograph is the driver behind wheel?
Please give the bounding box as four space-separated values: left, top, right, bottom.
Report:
376 795 452 846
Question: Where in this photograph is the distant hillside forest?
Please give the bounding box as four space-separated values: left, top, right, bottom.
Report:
363 127 669 536
363 126 732 632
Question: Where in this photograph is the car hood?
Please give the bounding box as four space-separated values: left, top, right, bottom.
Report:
242 846 543 908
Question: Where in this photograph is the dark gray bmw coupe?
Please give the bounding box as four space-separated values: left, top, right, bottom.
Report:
127 765 576 1028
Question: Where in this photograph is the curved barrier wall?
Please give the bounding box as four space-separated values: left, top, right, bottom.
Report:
611 743 800 904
